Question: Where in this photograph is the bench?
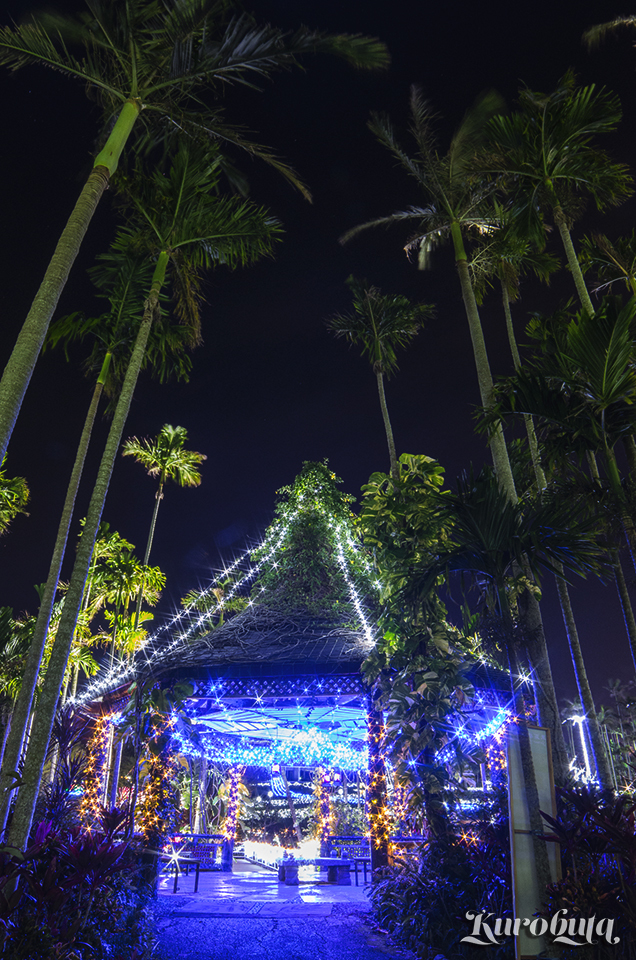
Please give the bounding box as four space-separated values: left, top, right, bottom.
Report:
159 854 201 894
325 836 370 886
277 857 352 886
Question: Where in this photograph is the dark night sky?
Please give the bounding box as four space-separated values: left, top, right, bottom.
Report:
0 0 635 706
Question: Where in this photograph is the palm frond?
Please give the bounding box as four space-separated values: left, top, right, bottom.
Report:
583 16 636 48
449 89 505 180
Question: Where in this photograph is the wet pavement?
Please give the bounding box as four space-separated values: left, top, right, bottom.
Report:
153 859 412 960
157 859 370 916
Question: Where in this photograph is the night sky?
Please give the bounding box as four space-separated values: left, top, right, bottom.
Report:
0 0 634 706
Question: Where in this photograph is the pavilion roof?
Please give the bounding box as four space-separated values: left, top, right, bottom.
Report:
147 603 374 683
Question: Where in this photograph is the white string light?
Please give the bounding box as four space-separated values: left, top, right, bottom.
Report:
70 487 379 708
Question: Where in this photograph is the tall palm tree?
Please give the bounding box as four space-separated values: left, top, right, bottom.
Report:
473 230 614 787
327 276 433 479
491 298 636 676
0 0 389 461
341 88 570 779
101 546 164 665
483 73 633 317
341 88 515 494
4 145 281 849
411 468 605 862
471 217 559 482
0 252 194 836
122 423 206 626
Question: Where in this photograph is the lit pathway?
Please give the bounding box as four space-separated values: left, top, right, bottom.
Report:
154 860 411 960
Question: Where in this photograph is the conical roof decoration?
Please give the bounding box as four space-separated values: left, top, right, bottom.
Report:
149 603 375 683
146 462 376 683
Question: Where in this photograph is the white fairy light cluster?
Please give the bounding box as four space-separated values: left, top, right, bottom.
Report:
333 522 376 646
70 485 378 708
69 525 290 708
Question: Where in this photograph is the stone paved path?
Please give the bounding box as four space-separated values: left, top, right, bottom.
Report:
153 861 411 960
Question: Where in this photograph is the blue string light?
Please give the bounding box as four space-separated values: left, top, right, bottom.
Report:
171 726 368 772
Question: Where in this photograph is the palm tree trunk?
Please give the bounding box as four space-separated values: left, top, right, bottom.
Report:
452 223 569 780
502 289 608 785
505 638 552 895
0 100 140 461
554 569 613 787
133 479 164 630
452 224 516 502
501 280 545 485
127 684 143 839
552 206 595 318
624 435 636 477
376 371 398 480
0 357 110 832
6 252 168 850
613 551 636 672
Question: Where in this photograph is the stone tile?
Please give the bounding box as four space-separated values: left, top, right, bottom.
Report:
257 902 332 917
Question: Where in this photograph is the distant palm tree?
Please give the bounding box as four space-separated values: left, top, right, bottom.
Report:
327 277 433 479
0 0 389 461
123 423 206 625
483 73 633 317
341 87 518 496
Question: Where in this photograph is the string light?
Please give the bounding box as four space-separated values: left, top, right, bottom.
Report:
223 765 245 841
70 463 380 712
366 702 391 853
170 726 368 772
69 525 291 708
137 715 179 842
314 767 335 840
79 713 113 829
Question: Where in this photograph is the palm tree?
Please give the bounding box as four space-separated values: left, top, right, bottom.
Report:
471 216 560 482
491 298 636 674
0 0 389 461
101 546 165 665
412 468 606 834
341 88 516 494
473 230 615 788
0 458 29 535
4 145 281 849
0 252 194 836
122 424 206 627
483 73 633 317
327 277 433 479
579 231 636 298
341 89 570 779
